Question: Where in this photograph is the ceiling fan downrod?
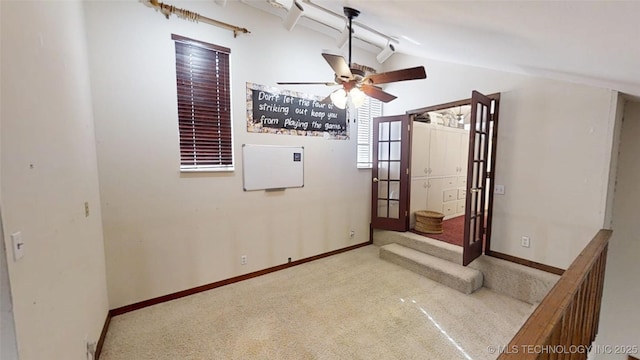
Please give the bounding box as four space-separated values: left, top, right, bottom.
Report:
343 7 360 67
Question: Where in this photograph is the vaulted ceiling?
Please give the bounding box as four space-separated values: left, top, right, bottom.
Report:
243 0 640 97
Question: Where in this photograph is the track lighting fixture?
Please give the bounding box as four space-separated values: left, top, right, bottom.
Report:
336 24 350 49
283 1 304 31
376 41 396 64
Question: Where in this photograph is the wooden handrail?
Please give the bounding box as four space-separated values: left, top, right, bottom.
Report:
497 229 612 360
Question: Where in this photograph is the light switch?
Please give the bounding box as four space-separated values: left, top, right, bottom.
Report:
11 232 25 261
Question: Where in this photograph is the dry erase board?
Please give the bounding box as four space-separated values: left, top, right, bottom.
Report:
242 144 304 191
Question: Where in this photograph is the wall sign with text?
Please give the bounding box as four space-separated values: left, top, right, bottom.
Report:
246 82 349 139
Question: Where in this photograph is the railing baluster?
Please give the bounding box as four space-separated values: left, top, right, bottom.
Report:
583 267 595 346
497 229 611 360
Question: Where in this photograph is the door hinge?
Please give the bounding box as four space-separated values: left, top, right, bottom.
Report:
406 168 409 175
408 124 411 132
405 210 408 216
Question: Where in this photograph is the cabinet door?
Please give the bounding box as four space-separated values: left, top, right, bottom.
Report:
429 128 461 177
428 128 447 177
445 131 461 175
426 178 444 213
459 131 470 176
410 122 431 177
410 178 428 228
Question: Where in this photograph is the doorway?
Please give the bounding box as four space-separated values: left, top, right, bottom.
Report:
371 91 500 266
409 103 472 247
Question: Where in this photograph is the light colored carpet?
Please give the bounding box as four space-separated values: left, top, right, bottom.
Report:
100 245 533 360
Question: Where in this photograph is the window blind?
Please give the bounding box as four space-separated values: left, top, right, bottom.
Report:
356 96 382 168
173 34 233 171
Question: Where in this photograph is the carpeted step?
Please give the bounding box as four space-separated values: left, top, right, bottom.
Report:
380 243 483 294
468 256 559 304
373 229 462 264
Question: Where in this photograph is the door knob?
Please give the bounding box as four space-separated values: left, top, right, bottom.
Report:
470 188 480 193
373 178 379 183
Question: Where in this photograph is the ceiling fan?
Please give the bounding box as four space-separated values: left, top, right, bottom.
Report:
277 6 427 109
456 106 469 124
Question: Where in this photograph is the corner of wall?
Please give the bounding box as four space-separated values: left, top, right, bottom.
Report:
602 91 625 229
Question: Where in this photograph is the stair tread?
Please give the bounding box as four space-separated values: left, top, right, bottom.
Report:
373 230 462 264
382 243 479 279
380 243 483 294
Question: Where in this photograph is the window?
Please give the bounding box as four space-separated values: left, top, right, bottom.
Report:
172 34 233 171
356 96 382 168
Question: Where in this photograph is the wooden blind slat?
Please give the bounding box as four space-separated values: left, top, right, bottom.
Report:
174 36 232 169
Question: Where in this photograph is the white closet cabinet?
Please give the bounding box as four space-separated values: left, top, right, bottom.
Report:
429 128 461 177
409 178 428 228
410 123 431 177
410 122 469 225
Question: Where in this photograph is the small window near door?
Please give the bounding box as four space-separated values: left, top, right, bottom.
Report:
172 34 233 172
356 97 382 168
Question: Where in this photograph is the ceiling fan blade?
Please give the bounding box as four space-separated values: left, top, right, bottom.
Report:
361 84 397 103
322 53 353 81
277 81 339 86
364 66 427 85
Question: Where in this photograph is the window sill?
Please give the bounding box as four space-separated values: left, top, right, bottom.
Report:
180 166 235 173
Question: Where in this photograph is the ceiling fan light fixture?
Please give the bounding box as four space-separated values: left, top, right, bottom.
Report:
283 1 304 31
276 7 426 108
350 87 366 108
376 41 395 64
330 88 348 109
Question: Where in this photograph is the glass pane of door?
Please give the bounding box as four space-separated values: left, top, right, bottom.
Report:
371 115 411 231
463 91 496 266
376 120 402 218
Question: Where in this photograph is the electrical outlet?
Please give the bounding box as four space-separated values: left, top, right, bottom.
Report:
241 255 247 265
349 230 355 238
494 184 505 195
521 236 530 248
84 202 90 217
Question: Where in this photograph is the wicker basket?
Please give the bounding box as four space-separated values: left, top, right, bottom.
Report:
414 210 445 234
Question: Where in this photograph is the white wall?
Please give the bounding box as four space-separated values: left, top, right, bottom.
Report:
83 0 376 309
383 54 616 269
83 0 620 310
0 1 109 359
593 100 640 359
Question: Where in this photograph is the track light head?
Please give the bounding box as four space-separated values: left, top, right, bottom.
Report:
376 41 396 64
283 1 304 31
336 24 350 49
